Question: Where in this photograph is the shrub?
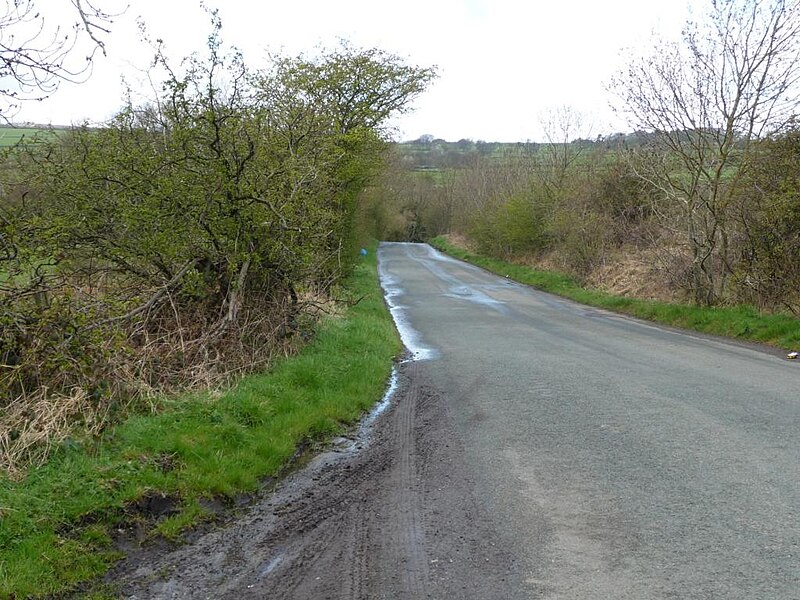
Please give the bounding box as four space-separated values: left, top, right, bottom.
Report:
469 191 550 258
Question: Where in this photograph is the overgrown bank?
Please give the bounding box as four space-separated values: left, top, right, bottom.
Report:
0 248 401 598
0 25 433 475
431 236 800 352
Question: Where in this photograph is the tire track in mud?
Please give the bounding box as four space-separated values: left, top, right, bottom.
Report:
115 368 530 599
378 362 431 598
115 361 438 600
116 241 800 599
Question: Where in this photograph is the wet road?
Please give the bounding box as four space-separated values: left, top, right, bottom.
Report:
378 242 800 599
118 242 800 599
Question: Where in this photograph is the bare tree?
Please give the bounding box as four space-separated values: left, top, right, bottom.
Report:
538 106 592 191
612 0 800 304
0 0 118 118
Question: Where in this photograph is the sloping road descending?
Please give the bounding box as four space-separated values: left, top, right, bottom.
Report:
374 242 800 599
120 242 800 599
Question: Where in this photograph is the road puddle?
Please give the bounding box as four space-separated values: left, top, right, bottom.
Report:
414 244 509 313
378 243 440 360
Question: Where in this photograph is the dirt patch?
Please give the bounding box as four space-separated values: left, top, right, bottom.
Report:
127 492 181 521
107 361 528 599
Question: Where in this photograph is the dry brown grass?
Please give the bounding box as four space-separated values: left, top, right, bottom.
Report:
0 287 330 477
587 246 679 302
440 233 681 304
440 232 476 252
0 388 107 479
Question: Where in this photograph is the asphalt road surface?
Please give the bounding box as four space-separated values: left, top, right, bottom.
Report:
119 242 800 599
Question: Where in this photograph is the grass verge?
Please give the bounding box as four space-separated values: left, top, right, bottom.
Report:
430 236 800 351
0 245 401 598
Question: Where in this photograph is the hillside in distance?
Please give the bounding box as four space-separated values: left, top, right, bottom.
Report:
395 132 648 171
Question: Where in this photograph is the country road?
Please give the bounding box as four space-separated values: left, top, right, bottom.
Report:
119 242 800 599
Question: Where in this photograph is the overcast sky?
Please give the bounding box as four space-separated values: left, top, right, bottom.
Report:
15 0 697 142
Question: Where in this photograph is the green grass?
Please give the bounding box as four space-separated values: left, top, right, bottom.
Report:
0 245 401 598
430 236 800 351
0 126 58 147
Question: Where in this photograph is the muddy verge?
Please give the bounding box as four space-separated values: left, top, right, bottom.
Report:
111 360 526 599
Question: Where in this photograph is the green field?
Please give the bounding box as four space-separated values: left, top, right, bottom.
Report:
0 126 60 147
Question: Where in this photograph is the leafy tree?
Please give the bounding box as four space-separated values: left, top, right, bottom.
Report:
257 45 436 271
470 190 550 259
267 44 435 136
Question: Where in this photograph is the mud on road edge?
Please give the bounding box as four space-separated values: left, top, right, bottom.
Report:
94 355 404 592
109 358 528 600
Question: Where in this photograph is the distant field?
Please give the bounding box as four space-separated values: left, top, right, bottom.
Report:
0 126 61 147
